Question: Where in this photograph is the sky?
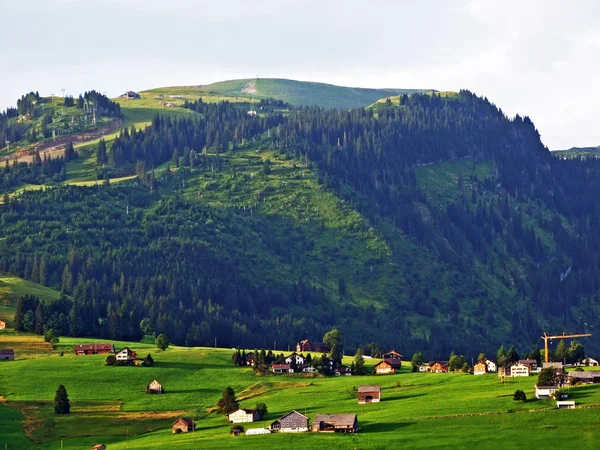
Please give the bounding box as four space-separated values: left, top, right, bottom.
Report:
1 0 598 149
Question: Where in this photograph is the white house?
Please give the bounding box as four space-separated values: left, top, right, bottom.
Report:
510 364 530 377
228 408 261 423
418 364 430 372
485 359 497 372
284 352 306 365
581 357 599 367
115 347 137 362
535 385 558 399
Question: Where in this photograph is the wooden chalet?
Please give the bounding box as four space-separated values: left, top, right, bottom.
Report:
429 361 449 373
0 349 14 361
228 408 261 423
272 363 293 374
172 417 195 433
296 339 330 354
0 320 6 329
312 414 358 433
146 379 164 394
382 349 403 360
383 358 401 370
279 410 310 432
473 362 488 375
115 347 137 362
74 343 115 355
375 360 395 374
358 385 381 404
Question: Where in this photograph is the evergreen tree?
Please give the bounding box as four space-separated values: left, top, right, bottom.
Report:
156 333 169 350
96 139 108 165
323 329 343 365
354 347 365 375
411 351 425 372
54 385 70 414
216 387 238 415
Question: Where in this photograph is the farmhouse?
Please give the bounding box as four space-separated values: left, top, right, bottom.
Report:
375 360 395 374
509 364 530 377
0 349 14 361
172 418 195 433
0 320 6 329
74 343 115 355
146 379 164 394
115 347 137 362
284 352 306 365
229 408 261 423
383 358 402 371
279 410 310 432
485 359 497 372
429 361 449 373
272 363 293 374
382 349 403 360
473 362 488 375
518 359 538 371
580 357 599 366
312 414 358 433
119 91 140 99
92 445 106 450
535 385 559 399
358 385 381 404
296 339 330 354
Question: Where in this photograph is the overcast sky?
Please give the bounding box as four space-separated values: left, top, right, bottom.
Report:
1 0 598 149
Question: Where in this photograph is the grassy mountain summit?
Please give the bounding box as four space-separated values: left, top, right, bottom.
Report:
195 78 433 109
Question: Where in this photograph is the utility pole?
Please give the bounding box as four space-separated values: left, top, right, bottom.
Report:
61 88 65 98
5 141 9 152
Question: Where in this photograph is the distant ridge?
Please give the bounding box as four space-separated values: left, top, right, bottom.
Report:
553 145 600 152
196 78 434 109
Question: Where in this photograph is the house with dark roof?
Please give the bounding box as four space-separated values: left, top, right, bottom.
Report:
358 385 381 404
74 343 115 355
429 361 449 373
312 414 358 433
382 349 403 360
279 410 310 432
375 360 396 374
296 339 330 353
172 417 195 433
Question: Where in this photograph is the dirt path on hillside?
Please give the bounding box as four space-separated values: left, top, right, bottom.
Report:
2 119 122 163
241 79 258 95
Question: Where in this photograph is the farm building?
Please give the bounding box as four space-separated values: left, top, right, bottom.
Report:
74 343 115 355
92 445 106 450
272 363 293 374
228 408 262 423
535 385 559 399
296 339 330 353
485 359 497 372
543 362 564 372
119 91 140 99
358 385 381 404
300 365 317 373
568 371 600 384
375 360 395 374
146 379 164 394
231 426 244 436
473 362 488 375
518 359 538 371
382 349 403 360
269 420 280 432
0 349 14 361
172 418 195 433
279 410 310 432
509 364 530 377
116 347 137 362
312 414 358 433
556 401 575 409
0 320 6 329
383 358 401 371
284 352 306 365
334 365 352 376
429 361 449 373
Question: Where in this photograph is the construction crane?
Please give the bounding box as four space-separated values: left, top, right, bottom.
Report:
541 332 592 362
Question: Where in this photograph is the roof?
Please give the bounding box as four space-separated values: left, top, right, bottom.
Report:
272 364 291 369
568 371 600 378
375 360 392 368
280 410 309 420
230 408 257 415
430 361 449 366
0 349 14 354
172 417 195 426
358 385 381 393
383 358 401 368
314 413 357 427
92 445 105 450
74 343 114 350
383 349 403 358
536 385 559 389
519 359 537 364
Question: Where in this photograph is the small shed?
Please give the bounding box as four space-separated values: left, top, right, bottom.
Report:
172 417 195 433
147 379 164 394
474 362 488 375
0 349 14 361
535 385 559 399
358 385 381 404
269 420 280 432
92 445 106 450
556 401 575 409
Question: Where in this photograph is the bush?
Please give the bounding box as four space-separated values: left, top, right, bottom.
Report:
105 355 116 366
513 389 527 402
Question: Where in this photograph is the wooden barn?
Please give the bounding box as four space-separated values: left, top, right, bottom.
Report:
172 418 195 433
146 379 164 394
312 414 358 433
74 343 115 355
295 339 330 353
358 385 381 404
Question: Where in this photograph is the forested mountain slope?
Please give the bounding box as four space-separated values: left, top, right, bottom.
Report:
2 90 600 359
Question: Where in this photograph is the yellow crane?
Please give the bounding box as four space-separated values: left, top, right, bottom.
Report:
541 332 592 362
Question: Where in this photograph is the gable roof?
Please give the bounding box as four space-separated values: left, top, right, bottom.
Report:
358 385 381 393
314 413 357 427
375 360 392 368
280 409 308 420
230 408 257 415
172 417 195 426
383 349 403 358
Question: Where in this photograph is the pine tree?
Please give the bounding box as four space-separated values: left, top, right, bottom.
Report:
216 387 238 415
354 347 365 375
96 139 108 165
54 385 70 414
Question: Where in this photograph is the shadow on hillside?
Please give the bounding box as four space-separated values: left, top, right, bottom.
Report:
384 392 427 402
361 421 415 433
166 388 215 395
157 362 203 370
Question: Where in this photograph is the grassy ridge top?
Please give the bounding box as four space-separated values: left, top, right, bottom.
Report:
192 78 434 109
